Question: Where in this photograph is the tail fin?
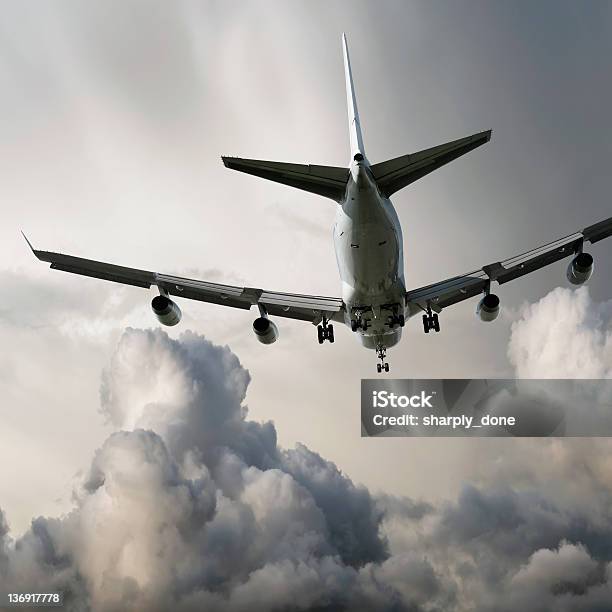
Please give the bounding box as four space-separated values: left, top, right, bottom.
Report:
342 33 365 162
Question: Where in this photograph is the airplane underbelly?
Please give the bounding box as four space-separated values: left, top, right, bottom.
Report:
358 327 402 350
336 222 400 299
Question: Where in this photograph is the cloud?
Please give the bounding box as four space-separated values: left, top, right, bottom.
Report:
4 285 612 611
0 329 408 611
508 286 612 378
511 541 602 597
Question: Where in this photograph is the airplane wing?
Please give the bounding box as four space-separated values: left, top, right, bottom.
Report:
222 157 349 202
405 216 612 316
25 238 344 325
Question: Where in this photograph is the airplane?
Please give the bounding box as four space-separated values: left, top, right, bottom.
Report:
25 34 612 373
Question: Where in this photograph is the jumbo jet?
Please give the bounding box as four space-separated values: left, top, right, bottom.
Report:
26 34 612 372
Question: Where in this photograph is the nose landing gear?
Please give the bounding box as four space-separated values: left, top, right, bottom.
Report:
376 345 390 373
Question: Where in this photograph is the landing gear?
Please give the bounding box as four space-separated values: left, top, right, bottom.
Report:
350 311 369 332
351 319 369 331
387 313 405 328
317 318 334 344
376 345 389 373
422 308 440 334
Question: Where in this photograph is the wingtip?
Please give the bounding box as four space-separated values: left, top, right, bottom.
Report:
21 230 34 252
21 230 44 260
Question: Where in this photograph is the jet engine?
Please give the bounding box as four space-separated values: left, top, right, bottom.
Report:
253 317 279 344
151 295 182 326
567 252 594 285
477 293 500 322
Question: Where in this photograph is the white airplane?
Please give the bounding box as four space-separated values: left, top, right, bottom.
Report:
26 34 612 372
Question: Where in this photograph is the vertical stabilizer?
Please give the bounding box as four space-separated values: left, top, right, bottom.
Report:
342 33 366 161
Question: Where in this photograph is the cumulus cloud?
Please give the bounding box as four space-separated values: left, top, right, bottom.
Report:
4 291 612 611
0 329 418 611
508 286 612 378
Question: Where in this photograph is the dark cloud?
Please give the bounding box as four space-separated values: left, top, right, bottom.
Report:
3 302 612 610
376 494 434 522
0 330 403 611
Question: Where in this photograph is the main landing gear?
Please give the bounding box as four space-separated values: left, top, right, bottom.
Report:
376 345 389 373
422 307 440 334
317 317 334 344
387 312 405 328
350 311 369 332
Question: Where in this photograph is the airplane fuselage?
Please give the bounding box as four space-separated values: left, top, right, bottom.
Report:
333 158 406 350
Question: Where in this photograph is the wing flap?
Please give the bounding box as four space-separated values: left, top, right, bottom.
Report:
259 290 343 311
407 274 488 313
487 237 582 285
222 157 349 202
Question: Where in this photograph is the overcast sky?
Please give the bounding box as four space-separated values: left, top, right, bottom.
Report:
1 4 612 606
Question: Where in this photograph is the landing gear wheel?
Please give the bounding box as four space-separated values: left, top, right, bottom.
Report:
318 320 334 344
376 345 389 373
422 311 440 334
388 313 406 328
351 316 369 332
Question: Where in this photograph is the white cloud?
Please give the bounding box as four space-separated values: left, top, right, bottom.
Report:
508 287 612 378
0 330 407 611
4 304 612 610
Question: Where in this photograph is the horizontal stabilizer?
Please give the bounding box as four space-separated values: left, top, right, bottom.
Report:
222 157 349 202
370 130 491 197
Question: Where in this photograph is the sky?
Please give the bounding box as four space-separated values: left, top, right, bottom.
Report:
1 1 612 609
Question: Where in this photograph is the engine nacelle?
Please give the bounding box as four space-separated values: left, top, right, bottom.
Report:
253 317 279 344
151 295 182 326
477 293 500 322
567 252 593 285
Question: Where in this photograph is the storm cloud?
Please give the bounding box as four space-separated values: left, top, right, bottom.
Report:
2 2 612 609
3 294 612 611
0 330 406 611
